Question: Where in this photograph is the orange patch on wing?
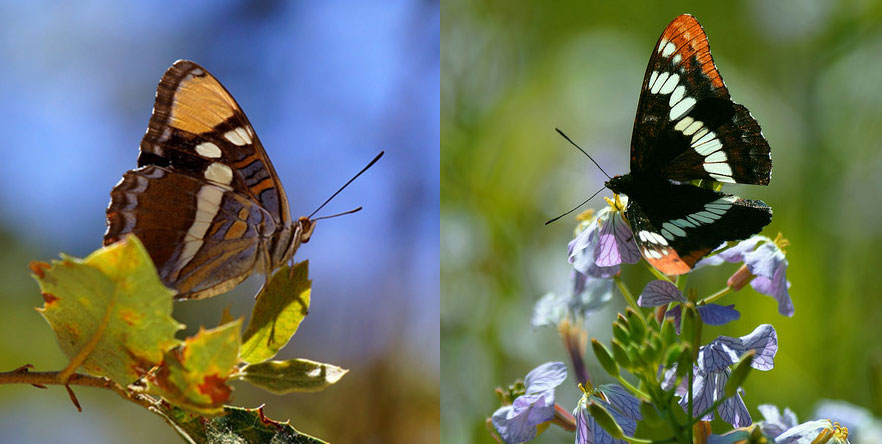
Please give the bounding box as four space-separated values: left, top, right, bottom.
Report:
169 74 238 134
224 220 248 241
248 177 276 195
662 15 724 89
647 252 692 276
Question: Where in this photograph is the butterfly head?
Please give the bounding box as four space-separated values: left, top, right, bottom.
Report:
297 216 317 244
604 174 632 195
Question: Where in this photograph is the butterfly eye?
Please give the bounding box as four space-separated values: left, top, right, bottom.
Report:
298 217 316 244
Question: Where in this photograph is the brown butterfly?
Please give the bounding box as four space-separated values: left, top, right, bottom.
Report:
105 60 380 299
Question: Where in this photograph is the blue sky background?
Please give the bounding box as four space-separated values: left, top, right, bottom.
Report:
0 1 439 442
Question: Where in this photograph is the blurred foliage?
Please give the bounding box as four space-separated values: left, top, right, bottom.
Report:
442 0 882 442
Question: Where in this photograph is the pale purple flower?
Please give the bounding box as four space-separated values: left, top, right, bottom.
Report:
492 362 567 443
666 324 778 428
533 272 613 328
574 384 642 444
694 235 792 317
569 201 640 278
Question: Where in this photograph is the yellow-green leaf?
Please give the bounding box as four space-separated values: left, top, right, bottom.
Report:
240 261 311 363
157 404 327 444
237 358 348 394
149 320 241 416
31 235 183 385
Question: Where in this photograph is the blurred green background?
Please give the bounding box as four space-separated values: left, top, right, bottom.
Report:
442 0 882 442
0 1 438 443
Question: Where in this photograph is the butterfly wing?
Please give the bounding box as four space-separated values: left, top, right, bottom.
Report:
105 61 294 299
630 14 771 185
105 166 275 299
625 179 771 275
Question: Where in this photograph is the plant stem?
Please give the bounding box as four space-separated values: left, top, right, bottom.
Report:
615 375 649 401
613 275 640 313
0 365 182 433
701 286 733 304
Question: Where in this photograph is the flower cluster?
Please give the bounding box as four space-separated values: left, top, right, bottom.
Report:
488 199 852 444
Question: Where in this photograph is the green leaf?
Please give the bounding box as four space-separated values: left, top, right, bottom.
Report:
149 320 241 415
157 404 327 444
240 261 311 363
31 235 183 385
237 358 348 394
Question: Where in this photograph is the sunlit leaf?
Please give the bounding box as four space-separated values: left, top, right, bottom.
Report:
149 320 241 415
240 261 311 363
237 358 348 394
31 235 183 385
158 404 327 444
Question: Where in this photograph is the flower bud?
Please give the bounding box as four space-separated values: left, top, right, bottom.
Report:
625 308 646 342
588 401 625 439
591 338 619 377
611 338 632 369
612 321 630 343
727 264 754 291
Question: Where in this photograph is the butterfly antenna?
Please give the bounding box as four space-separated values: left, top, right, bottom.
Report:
308 151 384 219
312 207 363 221
545 186 606 225
555 128 612 179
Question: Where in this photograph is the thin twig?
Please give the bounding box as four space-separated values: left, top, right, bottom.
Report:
0 367 157 411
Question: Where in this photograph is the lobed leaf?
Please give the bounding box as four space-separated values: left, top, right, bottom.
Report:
240 261 311 363
149 320 241 415
31 235 183 385
237 358 348 394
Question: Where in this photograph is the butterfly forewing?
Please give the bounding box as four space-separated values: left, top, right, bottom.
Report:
139 60 291 228
630 14 771 186
105 60 299 299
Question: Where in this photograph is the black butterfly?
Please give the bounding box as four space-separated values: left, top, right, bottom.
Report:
604 14 772 275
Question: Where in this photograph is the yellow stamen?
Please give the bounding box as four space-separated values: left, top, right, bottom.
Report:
773 232 790 252
604 194 626 212
576 209 595 222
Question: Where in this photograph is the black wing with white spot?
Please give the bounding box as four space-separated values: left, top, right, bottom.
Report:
624 178 772 275
629 14 771 186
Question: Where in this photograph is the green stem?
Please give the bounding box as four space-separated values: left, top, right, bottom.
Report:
615 375 650 401
675 274 688 294
614 275 640 313
701 286 733 304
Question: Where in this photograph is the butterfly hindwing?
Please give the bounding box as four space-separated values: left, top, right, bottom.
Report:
105 166 276 299
629 14 771 186
624 178 771 275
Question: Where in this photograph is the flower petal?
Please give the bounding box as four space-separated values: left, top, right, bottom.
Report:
598 384 643 421
718 384 752 427
492 404 540 443
738 324 778 371
750 269 794 317
532 292 569 328
524 361 567 397
694 236 767 268
697 304 740 326
638 280 685 307
595 211 641 267
743 242 784 279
